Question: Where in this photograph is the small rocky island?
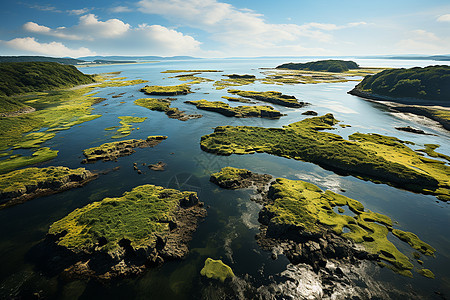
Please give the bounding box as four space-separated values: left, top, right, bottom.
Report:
82 136 167 163
134 98 202 121
185 100 284 119
0 166 96 208
45 184 206 280
140 84 191 96
227 89 308 108
276 60 360 72
210 167 436 278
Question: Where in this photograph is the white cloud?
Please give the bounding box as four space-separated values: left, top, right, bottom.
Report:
23 14 130 40
437 14 450 22
110 6 133 13
68 8 90 15
2 37 95 57
396 29 450 54
20 15 202 56
136 0 366 55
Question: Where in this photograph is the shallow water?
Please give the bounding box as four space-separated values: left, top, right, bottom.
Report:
0 58 449 299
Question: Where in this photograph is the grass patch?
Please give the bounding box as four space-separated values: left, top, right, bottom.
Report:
110 116 147 139
140 84 191 96
186 100 283 119
227 89 307 108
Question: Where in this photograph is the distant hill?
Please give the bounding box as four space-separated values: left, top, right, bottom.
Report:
276 60 359 72
0 56 85 65
358 55 450 61
349 65 450 103
0 62 95 96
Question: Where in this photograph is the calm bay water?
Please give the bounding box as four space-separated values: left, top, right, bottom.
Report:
0 58 449 299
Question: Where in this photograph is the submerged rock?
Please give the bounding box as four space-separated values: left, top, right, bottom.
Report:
148 161 166 171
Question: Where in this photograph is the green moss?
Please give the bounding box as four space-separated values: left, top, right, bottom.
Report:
221 96 255 104
417 144 450 162
392 229 436 256
0 96 31 114
0 147 58 174
210 167 250 184
134 98 199 121
0 166 86 192
200 114 450 200
214 75 256 90
111 116 147 139
186 100 283 119
417 268 435 279
227 89 306 108
200 258 235 282
140 84 191 96
48 184 196 255
265 178 434 275
170 74 213 84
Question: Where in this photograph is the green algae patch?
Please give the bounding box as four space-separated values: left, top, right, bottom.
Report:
200 258 235 282
392 229 435 256
264 178 434 276
200 114 450 201
417 268 435 279
186 100 284 119
0 147 58 174
417 144 450 162
134 98 202 121
0 166 95 208
82 136 167 163
111 116 147 139
227 89 307 108
140 84 191 96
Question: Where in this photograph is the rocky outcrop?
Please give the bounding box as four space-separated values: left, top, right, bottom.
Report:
395 126 435 135
81 136 167 163
42 185 207 281
148 161 166 171
210 167 272 191
0 166 97 209
302 110 318 116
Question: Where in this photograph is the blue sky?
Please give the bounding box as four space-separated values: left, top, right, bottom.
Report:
0 0 449 58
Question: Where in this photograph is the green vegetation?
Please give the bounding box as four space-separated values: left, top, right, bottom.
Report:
140 84 191 96
277 60 359 73
0 62 95 96
0 96 33 115
110 116 147 139
0 56 84 65
0 72 146 172
264 178 435 276
227 89 306 108
200 258 235 282
170 73 213 84
417 144 450 162
417 269 435 279
350 65 450 101
134 98 201 121
392 229 436 256
200 114 450 201
214 75 256 90
221 96 255 104
48 184 196 255
186 100 283 118
0 147 58 174
82 136 167 163
0 166 95 208
210 167 251 185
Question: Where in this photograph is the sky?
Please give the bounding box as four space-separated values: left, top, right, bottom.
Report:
0 0 449 58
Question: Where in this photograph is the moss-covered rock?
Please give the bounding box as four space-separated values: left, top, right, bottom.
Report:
82 136 167 163
47 184 206 280
0 166 96 208
140 84 191 96
227 89 307 108
200 114 450 201
417 268 435 279
261 178 435 276
210 167 272 190
186 100 284 119
200 258 234 282
134 98 202 121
